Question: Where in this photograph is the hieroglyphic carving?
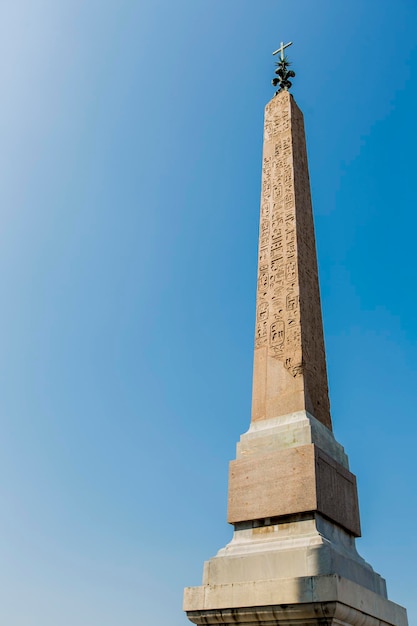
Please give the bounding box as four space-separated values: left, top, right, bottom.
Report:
254 90 331 427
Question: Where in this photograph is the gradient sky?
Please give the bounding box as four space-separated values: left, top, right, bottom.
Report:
0 1 416 625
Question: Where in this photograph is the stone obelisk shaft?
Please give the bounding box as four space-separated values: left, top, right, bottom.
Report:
252 90 331 429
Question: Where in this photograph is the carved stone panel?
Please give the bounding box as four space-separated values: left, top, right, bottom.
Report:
253 90 331 429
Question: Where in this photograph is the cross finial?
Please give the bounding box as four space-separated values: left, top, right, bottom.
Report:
272 41 293 61
271 40 296 93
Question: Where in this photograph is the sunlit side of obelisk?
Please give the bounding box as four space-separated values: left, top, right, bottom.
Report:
183 43 408 626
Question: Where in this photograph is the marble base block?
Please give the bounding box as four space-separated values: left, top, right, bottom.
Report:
184 574 407 625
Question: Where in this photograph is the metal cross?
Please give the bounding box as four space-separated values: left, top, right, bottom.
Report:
272 41 293 61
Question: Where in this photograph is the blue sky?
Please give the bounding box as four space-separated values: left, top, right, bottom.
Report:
0 1 416 624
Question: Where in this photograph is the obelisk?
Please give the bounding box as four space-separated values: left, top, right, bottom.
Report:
251 71 331 429
184 44 408 626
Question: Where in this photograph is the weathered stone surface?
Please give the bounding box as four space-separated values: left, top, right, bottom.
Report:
236 410 348 467
228 445 317 523
316 447 361 537
184 575 407 625
201 514 385 596
228 443 360 536
252 90 331 429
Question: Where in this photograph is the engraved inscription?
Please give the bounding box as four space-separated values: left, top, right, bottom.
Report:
258 302 269 321
254 90 331 427
270 320 284 345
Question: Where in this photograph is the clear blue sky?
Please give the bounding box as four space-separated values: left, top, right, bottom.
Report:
0 1 416 624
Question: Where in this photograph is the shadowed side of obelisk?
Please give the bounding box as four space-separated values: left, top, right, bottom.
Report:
252 90 331 429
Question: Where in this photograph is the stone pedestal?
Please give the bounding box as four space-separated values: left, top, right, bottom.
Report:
185 575 407 625
184 412 408 625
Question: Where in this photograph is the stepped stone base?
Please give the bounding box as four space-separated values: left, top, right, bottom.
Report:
184 412 408 625
184 574 407 625
202 514 386 596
